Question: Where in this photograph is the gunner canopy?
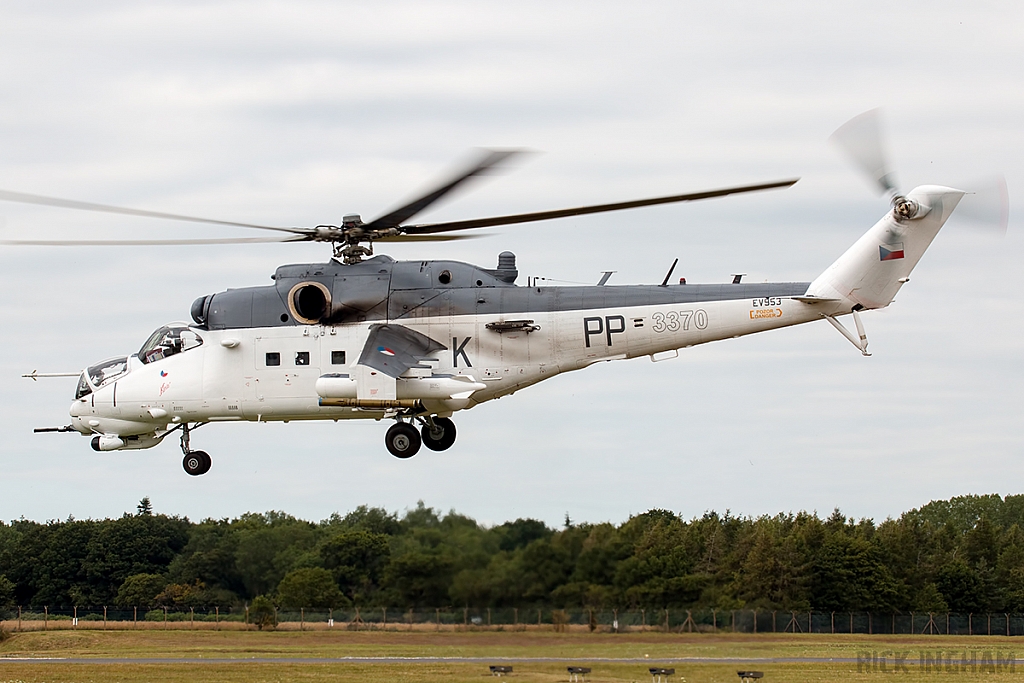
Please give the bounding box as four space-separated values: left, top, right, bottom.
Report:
138 324 204 365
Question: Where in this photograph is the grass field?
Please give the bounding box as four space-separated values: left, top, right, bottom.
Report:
0 629 1019 682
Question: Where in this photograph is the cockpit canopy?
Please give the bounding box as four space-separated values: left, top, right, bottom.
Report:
139 324 204 364
76 356 130 399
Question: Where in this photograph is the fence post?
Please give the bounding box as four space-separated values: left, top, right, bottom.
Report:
463 607 467 627
382 607 386 627
74 606 77 629
191 607 194 629
17 606 21 632
772 611 776 633
245 606 249 629
969 612 973 636
164 606 168 629
300 608 304 631
664 609 669 631
868 612 872 635
104 606 107 629
134 606 137 628
891 613 894 634
730 610 734 632
753 609 757 634
1007 613 1010 637
44 606 48 630
712 609 717 633
831 611 834 634
642 609 647 631
538 608 542 627
216 606 220 630
513 607 517 626
436 608 440 631
988 613 991 636
848 612 852 634
808 611 812 633
487 608 491 626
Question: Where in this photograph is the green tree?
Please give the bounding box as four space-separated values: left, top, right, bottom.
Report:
496 518 552 552
277 568 348 609
812 534 903 611
319 530 390 600
249 595 277 630
936 560 983 612
115 573 167 607
154 580 207 608
382 551 455 607
0 574 15 609
913 583 949 612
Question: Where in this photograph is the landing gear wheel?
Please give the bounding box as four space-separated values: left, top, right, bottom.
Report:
386 422 421 458
421 417 457 452
183 450 212 476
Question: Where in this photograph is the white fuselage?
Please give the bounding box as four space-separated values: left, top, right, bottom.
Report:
69 296 840 440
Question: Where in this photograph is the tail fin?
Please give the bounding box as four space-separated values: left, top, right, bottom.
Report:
806 185 964 310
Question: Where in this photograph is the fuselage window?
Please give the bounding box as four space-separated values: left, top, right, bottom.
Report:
295 351 310 366
266 352 281 367
331 350 346 365
139 325 204 364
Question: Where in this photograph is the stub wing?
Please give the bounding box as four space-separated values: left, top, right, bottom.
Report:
357 324 447 378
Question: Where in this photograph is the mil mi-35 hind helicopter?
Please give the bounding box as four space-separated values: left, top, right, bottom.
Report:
3 111 1003 475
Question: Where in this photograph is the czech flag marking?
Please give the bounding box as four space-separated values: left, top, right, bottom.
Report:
160 370 168 377
377 346 396 356
879 242 905 261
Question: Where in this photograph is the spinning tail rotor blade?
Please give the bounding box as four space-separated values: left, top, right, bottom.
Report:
401 179 799 234
830 109 899 197
950 175 1010 235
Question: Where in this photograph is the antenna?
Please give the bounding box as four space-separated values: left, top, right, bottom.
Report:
659 258 679 287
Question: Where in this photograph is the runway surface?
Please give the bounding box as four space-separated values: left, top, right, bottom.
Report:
2 655 1020 665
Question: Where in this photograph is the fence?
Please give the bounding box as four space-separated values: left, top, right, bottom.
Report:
4 607 1024 635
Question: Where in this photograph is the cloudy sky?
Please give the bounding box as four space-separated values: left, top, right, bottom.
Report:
0 1 1021 527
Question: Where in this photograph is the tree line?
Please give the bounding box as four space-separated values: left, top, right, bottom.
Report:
2 494 1024 613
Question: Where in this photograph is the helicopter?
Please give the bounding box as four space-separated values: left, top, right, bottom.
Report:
2 111 998 475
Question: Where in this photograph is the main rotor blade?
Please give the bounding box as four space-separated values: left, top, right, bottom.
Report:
401 178 799 234
0 188 305 234
0 235 307 246
375 233 484 243
829 109 898 196
361 149 524 232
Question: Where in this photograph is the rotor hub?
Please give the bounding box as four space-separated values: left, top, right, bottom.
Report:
892 196 919 220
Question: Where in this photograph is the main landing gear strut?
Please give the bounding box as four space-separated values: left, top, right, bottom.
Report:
385 416 457 458
178 423 211 476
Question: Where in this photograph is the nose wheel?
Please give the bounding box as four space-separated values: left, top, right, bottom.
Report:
178 423 212 475
182 450 212 476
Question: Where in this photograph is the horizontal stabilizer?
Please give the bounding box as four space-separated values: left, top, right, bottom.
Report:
792 296 840 304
